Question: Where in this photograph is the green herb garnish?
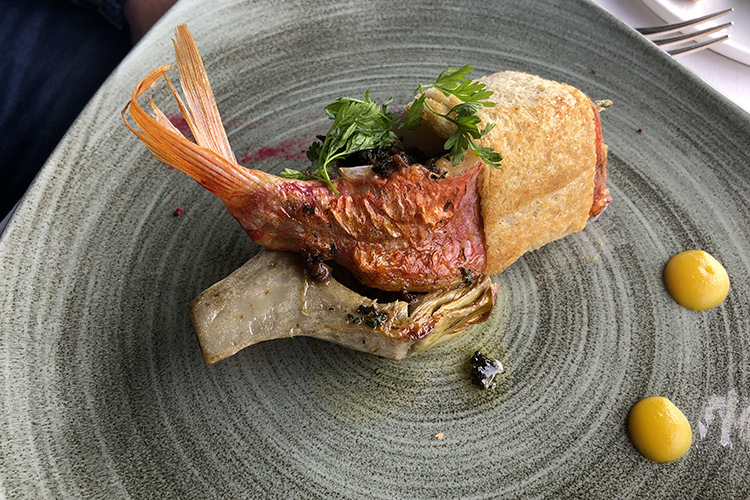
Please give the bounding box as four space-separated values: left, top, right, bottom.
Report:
284 66 502 192
404 65 502 169
281 91 398 193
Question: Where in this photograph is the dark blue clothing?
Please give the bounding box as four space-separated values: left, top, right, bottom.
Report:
0 0 131 219
69 0 128 29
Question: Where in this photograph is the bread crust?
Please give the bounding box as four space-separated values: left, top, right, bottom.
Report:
418 71 601 274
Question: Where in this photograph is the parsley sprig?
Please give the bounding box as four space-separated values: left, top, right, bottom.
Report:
404 65 502 169
282 66 502 192
281 91 398 193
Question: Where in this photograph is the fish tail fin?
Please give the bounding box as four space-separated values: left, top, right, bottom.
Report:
122 25 275 200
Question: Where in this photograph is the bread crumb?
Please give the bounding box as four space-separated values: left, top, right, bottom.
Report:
434 433 444 440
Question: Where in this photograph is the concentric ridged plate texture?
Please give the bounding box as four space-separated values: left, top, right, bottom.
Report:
1 0 749 497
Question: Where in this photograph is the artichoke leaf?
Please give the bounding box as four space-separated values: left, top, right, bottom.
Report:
191 251 497 364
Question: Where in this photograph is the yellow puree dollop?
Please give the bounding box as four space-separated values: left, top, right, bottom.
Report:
628 396 692 463
663 250 729 310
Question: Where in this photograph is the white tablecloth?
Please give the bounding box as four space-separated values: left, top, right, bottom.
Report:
592 0 750 114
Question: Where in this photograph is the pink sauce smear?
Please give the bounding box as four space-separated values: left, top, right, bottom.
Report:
240 139 308 165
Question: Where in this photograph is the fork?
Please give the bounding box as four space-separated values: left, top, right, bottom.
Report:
636 8 734 56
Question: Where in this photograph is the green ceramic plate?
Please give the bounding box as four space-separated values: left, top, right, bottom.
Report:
1 0 748 497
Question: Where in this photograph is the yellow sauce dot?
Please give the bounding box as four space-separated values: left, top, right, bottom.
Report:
663 250 729 310
628 396 692 463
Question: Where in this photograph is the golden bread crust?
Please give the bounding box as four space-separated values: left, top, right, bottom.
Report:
418 71 600 275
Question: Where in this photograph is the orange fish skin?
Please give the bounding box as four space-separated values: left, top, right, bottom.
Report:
228 160 487 292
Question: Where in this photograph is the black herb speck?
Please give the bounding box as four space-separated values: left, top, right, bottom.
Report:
426 160 444 175
352 304 388 329
365 311 388 328
470 350 503 390
347 313 363 325
460 267 474 285
357 304 375 315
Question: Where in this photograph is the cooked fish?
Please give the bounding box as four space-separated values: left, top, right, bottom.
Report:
122 26 609 292
122 25 610 361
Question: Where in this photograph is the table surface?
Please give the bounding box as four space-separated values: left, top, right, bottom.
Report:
592 0 750 114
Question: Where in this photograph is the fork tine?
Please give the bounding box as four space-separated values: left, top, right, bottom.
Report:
637 8 733 37
652 22 733 47
668 35 730 56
